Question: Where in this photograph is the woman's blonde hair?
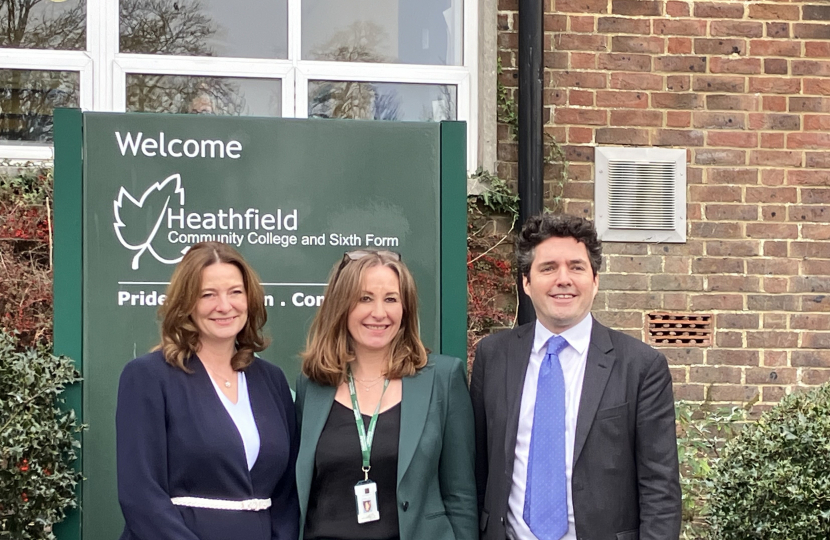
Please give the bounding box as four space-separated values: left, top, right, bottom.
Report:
156 241 269 371
301 251 428 386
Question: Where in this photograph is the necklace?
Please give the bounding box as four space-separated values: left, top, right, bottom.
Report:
353 373 384 392
204 364 234 388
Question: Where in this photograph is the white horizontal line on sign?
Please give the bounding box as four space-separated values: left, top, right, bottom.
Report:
118 281 327 287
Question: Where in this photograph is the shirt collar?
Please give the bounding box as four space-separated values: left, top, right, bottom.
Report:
532 314 593 356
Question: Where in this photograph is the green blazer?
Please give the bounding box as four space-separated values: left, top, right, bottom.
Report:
295 354 477 540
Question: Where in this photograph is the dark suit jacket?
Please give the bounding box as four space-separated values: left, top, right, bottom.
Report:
116 351 299 540
295 354 478 540
471 319 681 540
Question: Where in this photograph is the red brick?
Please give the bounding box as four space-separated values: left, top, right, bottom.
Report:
555 33 608 51
761 206 786 222
555 0 608 13
606 292 663 310
690 366 742 384
596 90 648 108
804 5 830 21
597 16 650 34
663 256 692 273
692 257 745 274
704 204 759 220
655 56 707 73
612 36 664 55
694 149 745 165
553 108 606 126
789 205 830 222
652 93 702 110
803 224 830 240
666 1 689 17
794 24 830 40
763 277 789 294
546 88 568 105
802 369 830 385
707 131 758 148
792 314 830 330
653 129 704 147
749 77 801 94
764 313 788 330
709 57 762 75
746 187 797 203
803 114 830 132
690 294 743 310
764 58 788 76
749 150 802 167
759 133 785 149
654 19 707 36
747 332 799 349
595 128 650 145
706 241 760 257
749 40 801 58
566 127 591 144
762 170 785 186
716 331 743 348
746 367 798 385
746 223 798 239
563 145 595 162
571 15 597 33
788 169 830 185
763 95 787 112
544 52 569 69
610 72 663 91
803 78 830 96
707 275 760 292
693 76 746 93
568 89 594 106
695 38 746 56
791 97 830 114
544 14 567 32
709 168 757 184
611 0 661 16
793 60 830 77
763 351 788 368
666 75 690 92
749 3 799 21
610 110 662 127
806 42 830 58
711 21 764 38
789 133 830 151
761 387 787 403
792 277 830 294
717 313 759 329
803 295 830 312
766 22 790 39
801 188 830 204
554 71 607 89
709 350 759 367
666 111 692 127
674 384 705 400
793 351 830 368
499 0 517 8
747 294 800 311
598 53 652 72
695 2 744 19
667 38 692 55
693 112 745 130
689 185 742 202
571 52 598 69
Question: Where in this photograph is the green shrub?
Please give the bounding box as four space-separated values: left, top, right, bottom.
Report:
708 384 830 540
0 330 82 540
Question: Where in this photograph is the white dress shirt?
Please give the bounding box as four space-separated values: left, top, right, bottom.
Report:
210 371 261 470
507 315 593 540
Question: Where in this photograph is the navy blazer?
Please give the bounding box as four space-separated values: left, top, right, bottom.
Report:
295 354 478 540
116 351 299 540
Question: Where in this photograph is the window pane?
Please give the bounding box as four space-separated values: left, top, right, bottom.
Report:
309 81 455 121
120 0 287 58
126 75 281 116
0 70 79 142
302 0 462 65
0 0 85 50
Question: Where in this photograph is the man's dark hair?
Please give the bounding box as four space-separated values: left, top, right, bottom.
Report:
516 213 603 278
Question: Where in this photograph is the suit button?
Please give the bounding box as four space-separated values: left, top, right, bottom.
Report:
500 517 504 524
402 501 409 511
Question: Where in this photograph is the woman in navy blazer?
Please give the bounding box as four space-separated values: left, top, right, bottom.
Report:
116 242 299 540
295 250 477 540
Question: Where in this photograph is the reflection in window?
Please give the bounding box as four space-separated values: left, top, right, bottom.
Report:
120 0 287 58
0 0 85 50
0 70 79 142
302 0 462 65
126 75 281 117
309 81 455 122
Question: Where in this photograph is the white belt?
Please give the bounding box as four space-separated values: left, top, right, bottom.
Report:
171 496 271 511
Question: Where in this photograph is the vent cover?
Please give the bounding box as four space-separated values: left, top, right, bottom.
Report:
595 147 686 243
647 312 712 347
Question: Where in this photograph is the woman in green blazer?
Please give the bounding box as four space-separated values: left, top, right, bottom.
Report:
295 250 477 540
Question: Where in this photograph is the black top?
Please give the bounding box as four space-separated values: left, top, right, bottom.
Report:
305 400 401 540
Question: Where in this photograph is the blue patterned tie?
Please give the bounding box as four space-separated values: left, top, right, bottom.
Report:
524 335 569 540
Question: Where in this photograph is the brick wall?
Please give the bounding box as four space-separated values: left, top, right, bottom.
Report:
496 0 830 414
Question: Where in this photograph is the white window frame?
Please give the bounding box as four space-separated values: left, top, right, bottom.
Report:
1 0 478 170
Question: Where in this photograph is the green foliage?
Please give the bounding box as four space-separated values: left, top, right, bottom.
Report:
468 169 519 223
0 330 83 540
675 400 751 540
708 384 830 540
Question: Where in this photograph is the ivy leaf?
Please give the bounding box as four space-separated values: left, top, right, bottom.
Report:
113 174 185 270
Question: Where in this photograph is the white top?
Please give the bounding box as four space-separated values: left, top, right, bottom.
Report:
209 371 261 471
507 315 592 540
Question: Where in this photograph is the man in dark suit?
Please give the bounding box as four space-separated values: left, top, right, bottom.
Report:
471 213 681 540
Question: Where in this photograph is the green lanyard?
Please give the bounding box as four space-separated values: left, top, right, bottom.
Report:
347 366 390 480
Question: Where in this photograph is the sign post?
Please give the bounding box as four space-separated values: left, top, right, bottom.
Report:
53 112 466 540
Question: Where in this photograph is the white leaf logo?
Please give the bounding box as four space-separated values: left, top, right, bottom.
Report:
113 173 186 270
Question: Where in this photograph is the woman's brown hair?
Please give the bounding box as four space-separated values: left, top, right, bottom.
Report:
301 251 428 386
156 241 269 371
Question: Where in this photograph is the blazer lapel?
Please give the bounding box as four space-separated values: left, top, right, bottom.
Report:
296 381 336 516
397 363 435 486
503 323 535 466
573 319 615 465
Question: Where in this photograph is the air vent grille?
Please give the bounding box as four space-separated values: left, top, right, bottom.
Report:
608 160 676 230
647 312 712 347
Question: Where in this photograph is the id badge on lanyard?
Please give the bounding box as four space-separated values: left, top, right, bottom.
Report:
347 367 389 525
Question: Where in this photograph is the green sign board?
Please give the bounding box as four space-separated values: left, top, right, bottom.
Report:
53 110 467 540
